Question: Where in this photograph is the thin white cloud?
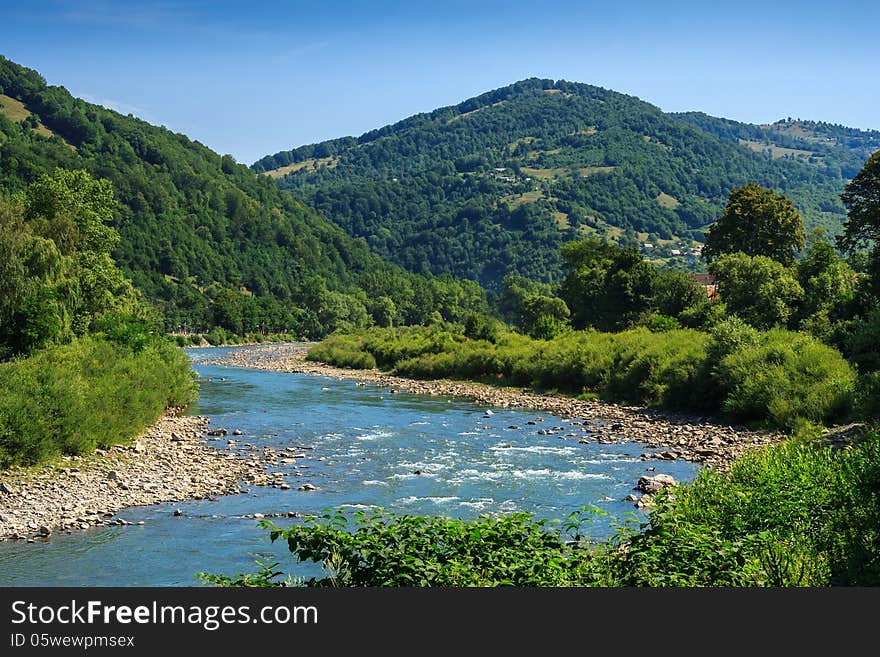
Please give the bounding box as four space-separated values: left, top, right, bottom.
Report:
75 91 159 124
52 0 196 29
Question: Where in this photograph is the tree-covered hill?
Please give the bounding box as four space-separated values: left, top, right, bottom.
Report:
0 56 485 335
255 78 877 286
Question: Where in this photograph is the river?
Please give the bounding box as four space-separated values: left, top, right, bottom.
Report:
0 346 698 585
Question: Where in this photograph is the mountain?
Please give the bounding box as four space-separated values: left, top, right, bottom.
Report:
255 78 879 287
0 56 485 336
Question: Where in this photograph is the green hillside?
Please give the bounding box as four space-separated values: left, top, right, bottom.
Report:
0 56 484 336
255 78 877 286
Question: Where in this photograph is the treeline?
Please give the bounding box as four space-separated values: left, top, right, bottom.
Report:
258 77 862 287
0 169 196 466
0 56 486 337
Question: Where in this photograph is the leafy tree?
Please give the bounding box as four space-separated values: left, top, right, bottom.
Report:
653 269 709 318
520 294 570 339
710 253 804 329
367 295 396 328
839 151 880 298
703 183 806 266
560 239 657 331
839 151 880 253
0 169 146 356
211 288 245 334
796 229 857 336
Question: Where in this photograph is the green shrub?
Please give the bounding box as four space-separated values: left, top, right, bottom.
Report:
716 329 855 428
253 509 600 587
613 433 880 586
646 314 680 333
306 339 376 369
0 336 197 467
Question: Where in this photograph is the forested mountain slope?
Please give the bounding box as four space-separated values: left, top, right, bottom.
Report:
0 56 483 335
256 78 877 286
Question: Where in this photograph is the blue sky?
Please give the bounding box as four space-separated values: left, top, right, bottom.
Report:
1 1 877 165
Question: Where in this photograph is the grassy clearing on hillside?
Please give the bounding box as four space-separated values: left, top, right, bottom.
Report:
520 166 567 180
502 190 544 208
0 93 55 139
552 210 570 229
739 139 815 160
264 156 338 179
656 192 680 209
0 94 30 121
446 100 507 123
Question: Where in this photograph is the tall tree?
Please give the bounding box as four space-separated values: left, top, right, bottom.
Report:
710 252 804 330
838 151 880 298
560 238 656 331
703 183 806 266
839 151 880 252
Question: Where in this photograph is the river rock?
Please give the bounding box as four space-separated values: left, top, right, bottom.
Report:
298 484 318 491
635 494 654 508
636 474 677 494
0 482 17 495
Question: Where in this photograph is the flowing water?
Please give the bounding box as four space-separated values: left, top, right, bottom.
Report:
0 346 699 586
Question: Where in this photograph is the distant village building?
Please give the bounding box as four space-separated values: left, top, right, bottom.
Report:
670 249 681 256
691 273 718 300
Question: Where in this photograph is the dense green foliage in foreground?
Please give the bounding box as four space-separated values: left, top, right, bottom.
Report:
307 324 855 430
257 78 875 286
0 334 196 467
0 56 486 337
202 431 880 587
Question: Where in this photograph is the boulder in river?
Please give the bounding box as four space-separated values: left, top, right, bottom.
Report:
636 474 677 494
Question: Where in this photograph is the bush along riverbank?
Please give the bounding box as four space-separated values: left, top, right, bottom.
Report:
305 321 856 432
201 427 880 587
170 328 304 348
0 334 197 468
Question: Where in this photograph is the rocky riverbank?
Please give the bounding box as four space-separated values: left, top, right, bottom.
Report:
0 413 291 542
206 343 788 471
